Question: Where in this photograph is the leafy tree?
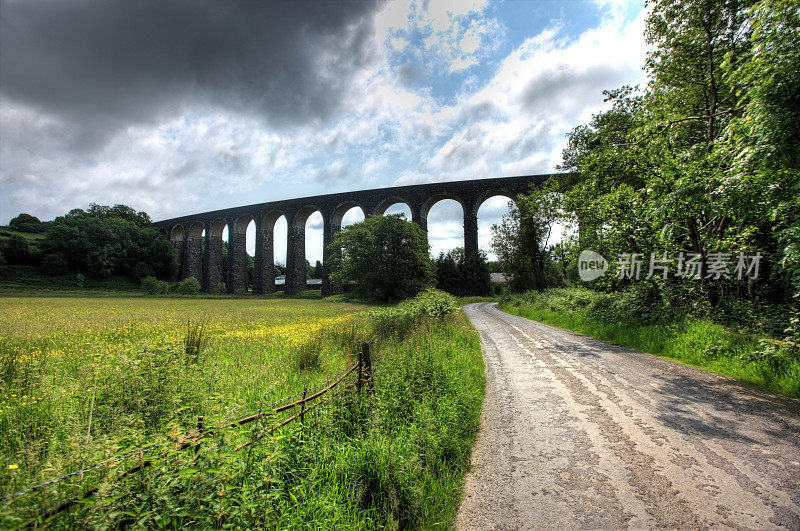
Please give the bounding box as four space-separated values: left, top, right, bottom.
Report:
435 248 492 296
435 250 460 295
8 213 45 233
328 214 434 301
41 253 68 276
312 260 324 279
721 0 800 299
43 204 177 279
491 194 564 292
2 234 37 265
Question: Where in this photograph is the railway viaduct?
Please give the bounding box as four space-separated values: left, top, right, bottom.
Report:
152 174 554 295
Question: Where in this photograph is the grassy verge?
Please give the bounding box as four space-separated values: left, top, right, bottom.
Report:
500 288 800 399
1 290 484 528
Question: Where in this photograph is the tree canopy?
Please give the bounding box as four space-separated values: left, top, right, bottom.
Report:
42 204 178 279
327 214 434 301
495 0 798 328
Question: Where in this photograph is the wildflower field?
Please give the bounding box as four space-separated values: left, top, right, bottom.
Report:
0 291 485 528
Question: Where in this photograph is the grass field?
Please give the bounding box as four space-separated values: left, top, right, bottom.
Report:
501 288 800 399
1 291 485 528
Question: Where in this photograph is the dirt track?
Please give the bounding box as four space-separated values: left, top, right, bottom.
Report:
455 303 800 529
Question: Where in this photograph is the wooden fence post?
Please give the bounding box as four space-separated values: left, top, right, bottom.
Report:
362 342 372 391
357 347 364 394
300 388 307 424
195 416 204 457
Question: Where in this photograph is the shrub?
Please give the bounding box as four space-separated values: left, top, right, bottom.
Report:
3 234 36 265
215 282 227 294
40 253 68 276
177 277 201 295
141 275 168 295
400 288 459 319
8 213 45 233
130 261 154 281
184 319 209 364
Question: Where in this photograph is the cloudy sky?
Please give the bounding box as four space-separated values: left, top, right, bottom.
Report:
0 0 647 263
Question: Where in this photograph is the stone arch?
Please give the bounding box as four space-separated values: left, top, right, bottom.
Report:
292 204 321 230
159 227 168 238
420 193 465 229
253 210 286 294
473 190 517 217
228 213 254 294
374 196 412 216
169 224 185 242
286 204 322 294
331 201 365 230
209 218 227 238
188 221 204 239
475 191 517 259
262 209 285 232
233 214 253 235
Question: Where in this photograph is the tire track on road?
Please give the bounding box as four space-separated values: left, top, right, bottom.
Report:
456 303 800 529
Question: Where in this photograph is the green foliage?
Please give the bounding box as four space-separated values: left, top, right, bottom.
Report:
8 213 45 234
43 204 178 280
141 276 169 295
183 320 208 364
2 234 37 266
491 197 566 293
400 288 459 319
176 277 201 295
369 289 460 341
517 0 799 330
215 281 228 295
40 253 68 276
502 288 799 398
312 260 324 279
435 248 493 296
328 214 435 301
0 296 484 529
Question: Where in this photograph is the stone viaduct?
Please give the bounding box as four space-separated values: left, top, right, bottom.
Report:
153 174 553 295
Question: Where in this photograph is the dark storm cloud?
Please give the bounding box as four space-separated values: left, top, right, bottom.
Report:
0 0 383 149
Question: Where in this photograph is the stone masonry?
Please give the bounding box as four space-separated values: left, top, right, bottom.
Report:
156 174 559 295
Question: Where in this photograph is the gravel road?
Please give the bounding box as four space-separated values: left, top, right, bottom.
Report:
455 303 800 530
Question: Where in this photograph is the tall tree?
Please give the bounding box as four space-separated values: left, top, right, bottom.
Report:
327 214 434 301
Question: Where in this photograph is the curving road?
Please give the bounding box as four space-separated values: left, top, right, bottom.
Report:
456 303 800 529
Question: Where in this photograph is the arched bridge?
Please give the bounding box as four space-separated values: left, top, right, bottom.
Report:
153 174 555 295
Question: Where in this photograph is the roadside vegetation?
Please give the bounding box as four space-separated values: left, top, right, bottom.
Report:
1 289 484 528
501 288 800 399
487 0 799 400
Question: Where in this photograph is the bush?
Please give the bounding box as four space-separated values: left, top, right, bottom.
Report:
130 261 154 281
177 277 201 295
8 213 45 233
400 288 459 319
3 234 36 265
328 214 434 301
141 276 168 295
40 253 68 276
215 282 227 294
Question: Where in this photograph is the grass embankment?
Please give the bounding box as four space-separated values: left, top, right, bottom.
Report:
501 288 800 399
1 290 484 528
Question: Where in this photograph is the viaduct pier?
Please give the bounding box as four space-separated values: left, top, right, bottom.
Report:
153 174 555 295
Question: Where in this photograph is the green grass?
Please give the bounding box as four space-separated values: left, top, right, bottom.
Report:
0 265 142 292
501 288 800 399
1 290 484 528
0 228 45 244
